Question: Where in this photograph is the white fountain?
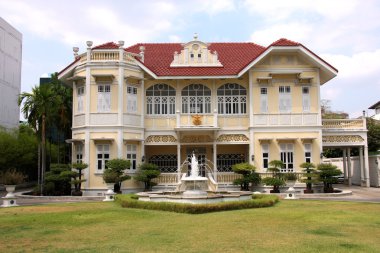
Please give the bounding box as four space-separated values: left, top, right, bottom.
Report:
181 152 209 197
136 152 252 204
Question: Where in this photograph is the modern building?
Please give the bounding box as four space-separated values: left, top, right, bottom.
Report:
0 17 22 129
59 35 370 196
368 101 380 120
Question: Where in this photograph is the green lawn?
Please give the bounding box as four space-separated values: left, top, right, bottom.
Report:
0 200 380 253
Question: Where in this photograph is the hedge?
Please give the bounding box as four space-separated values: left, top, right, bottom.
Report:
116 194 279 214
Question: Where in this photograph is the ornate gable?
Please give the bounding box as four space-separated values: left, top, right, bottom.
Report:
170 33 223 67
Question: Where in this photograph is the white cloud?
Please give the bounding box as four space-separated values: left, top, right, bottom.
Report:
243 0 359 20
250 23 313 46
321 50 380 79
168 35 181 42
198 0 235 15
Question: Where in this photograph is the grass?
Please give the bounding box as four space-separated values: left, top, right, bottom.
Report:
0 199 380 252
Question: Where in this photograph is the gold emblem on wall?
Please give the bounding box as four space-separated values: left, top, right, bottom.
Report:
192 115 202 126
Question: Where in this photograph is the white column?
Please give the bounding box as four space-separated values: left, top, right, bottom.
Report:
364 145 370 187
249 70 254 127
140 79 145 128
213 142 217 182
347 148 352 186
117 130 123 158
85 42 92 126
84 131 90 190
141 141 145 163
177 144 181 181
342 148 347 183
359 146 365 186
249 130 254 167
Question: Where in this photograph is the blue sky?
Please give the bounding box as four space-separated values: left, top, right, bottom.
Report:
1 0 379 118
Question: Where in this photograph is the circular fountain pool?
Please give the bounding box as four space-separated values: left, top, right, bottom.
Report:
136 191 253 204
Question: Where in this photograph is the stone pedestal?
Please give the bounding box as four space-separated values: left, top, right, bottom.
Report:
1 185 18 207
285 186 298 200
103 183 116 202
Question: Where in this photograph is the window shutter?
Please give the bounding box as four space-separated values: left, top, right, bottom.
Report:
104 92 111 111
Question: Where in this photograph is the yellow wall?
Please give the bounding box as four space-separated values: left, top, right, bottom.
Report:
253 132 321 172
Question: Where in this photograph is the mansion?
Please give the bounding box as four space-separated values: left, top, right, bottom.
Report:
58 35 370 196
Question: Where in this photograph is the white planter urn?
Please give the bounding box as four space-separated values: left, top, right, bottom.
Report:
1 185 18 207
103 183 116 202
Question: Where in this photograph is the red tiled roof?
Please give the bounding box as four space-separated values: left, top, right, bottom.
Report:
59 38 337 78
125 42 266 76
58 57 80 76
93 42 119 49
269 38 301 47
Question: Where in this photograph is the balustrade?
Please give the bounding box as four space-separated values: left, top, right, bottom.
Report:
322 119 365 130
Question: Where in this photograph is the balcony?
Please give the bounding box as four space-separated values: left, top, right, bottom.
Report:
79 50 139 66
322 119 365 130
253 113 319 126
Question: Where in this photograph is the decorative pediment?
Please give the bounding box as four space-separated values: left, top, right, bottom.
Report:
170 33 223 67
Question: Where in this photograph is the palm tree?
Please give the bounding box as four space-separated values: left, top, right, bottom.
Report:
19 85 56 194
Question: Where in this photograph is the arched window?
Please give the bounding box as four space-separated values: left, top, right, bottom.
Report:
181 84 211 113
146 84 176 115
217 83 247 114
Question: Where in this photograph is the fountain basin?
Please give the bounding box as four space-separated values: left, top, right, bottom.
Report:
136 191 252 204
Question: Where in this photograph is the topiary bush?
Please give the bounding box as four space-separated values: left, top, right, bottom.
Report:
317 163 341 193
232 163 261 191
116 194 279 214
134 163 161 191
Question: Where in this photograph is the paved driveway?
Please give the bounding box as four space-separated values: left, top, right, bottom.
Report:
1 185 380 206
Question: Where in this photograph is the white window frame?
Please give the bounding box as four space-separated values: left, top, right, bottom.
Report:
217 83 247 115
260 87 268 113
96 144 110 171
302 86 310 112
75 143 83 163
304 143 312 163
126 144 137 171
126 85 137 113
262 144 269 171
77 86 85 113
279 85 291 113
146 84 176 115
181 84 211 114
97 84 111 112
280 143 294 172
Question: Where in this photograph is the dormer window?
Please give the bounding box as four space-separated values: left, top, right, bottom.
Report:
170 34 223 67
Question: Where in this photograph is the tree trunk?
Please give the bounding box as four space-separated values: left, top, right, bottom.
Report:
38 143 41 195
41 114 46 195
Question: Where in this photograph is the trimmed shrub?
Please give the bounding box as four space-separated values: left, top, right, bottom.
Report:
116 194 279 214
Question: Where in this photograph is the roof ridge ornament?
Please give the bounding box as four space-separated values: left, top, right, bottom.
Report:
170 34 223 68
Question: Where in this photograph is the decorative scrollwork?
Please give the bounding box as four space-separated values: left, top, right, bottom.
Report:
181 135 213 143
322 135 364 143
145 135 177 143
216 134 249 142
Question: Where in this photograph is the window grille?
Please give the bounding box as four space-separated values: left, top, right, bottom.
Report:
217 83 247 115
146 84 176 115
148 154 178 172
217 154 246 172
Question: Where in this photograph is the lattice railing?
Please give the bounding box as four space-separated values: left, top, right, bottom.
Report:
322 119 365 129
152 173 178 185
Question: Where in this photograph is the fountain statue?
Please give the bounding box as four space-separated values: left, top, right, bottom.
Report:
190 152 199 177
181 152 208 196
136 151 252 204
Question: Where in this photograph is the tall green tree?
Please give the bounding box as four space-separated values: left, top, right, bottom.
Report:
367 118 380 152
19 84 56 193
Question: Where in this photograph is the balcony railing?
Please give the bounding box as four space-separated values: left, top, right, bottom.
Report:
322 119 365 130
253 113 319 126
